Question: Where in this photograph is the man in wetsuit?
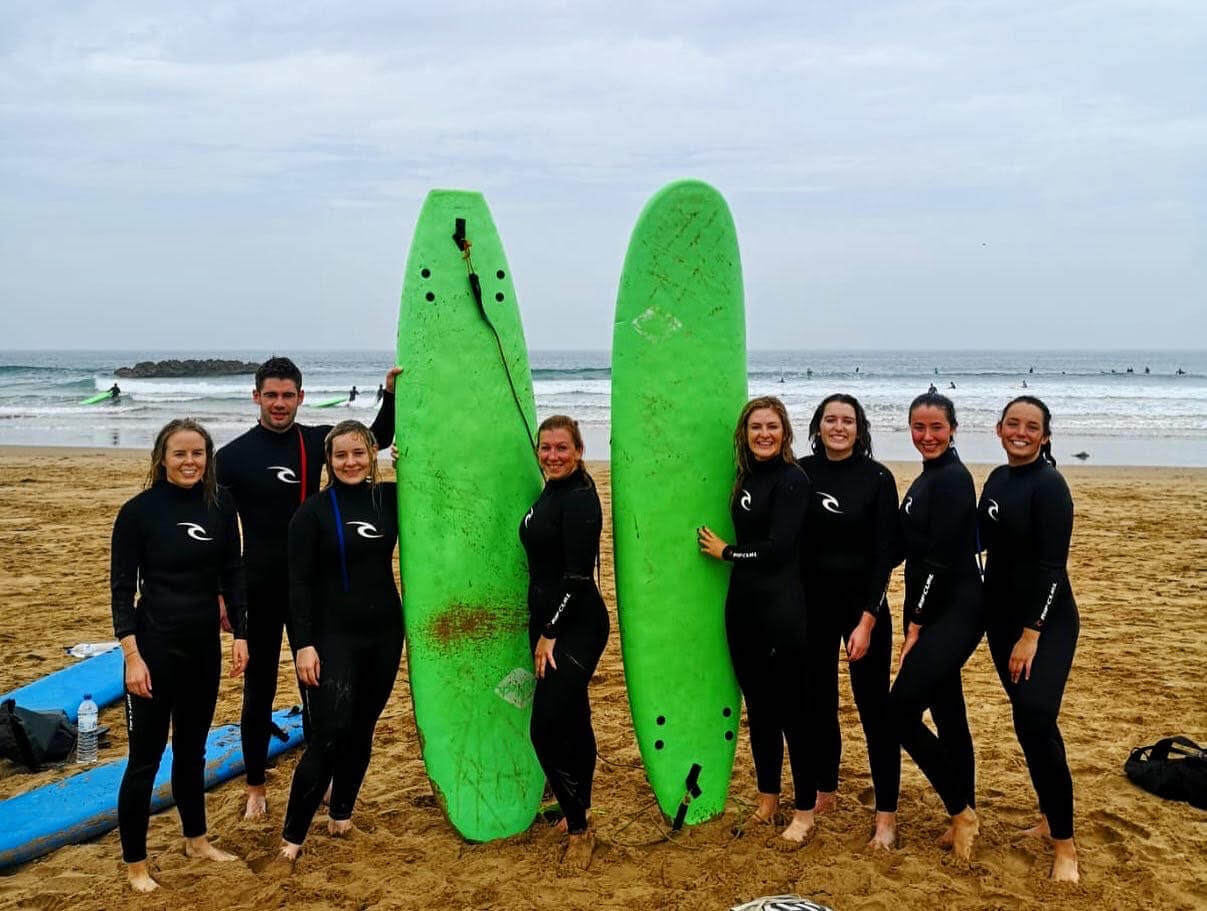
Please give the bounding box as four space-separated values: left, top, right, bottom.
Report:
216 356 401 819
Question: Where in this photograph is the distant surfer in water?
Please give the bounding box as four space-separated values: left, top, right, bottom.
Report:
348 385 358 404
375 384 384 404
979 397 1080 882
109 383 121 400
799 394 901 850
698 396 816 845
111 419 248 892
215 356 400 820
279 420 403 863
890 393 983 862
520 415 608 869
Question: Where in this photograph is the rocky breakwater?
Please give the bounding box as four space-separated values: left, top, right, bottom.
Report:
114 358 262 378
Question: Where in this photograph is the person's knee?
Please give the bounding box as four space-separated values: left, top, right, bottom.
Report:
1012 696 1057 742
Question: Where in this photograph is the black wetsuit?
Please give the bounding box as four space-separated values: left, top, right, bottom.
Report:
979 459 1078 840
110 480 245 864
519 467 608 835
282 479 403 845
889 447 983 817
215 397 393 788
799 452 901 813
722 458 813 809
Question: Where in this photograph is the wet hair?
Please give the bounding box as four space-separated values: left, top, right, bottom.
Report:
146 418 218 508
255 356 303 391
537 414 594 486
808 393 874 459
733 396 795 503
324 420 380 488
998 395 1057 466
907 392 959 431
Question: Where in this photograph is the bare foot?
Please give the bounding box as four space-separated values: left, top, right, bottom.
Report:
1022 817 1052 841
184 835 238 862
279 841 302 863
937 823 955 849
814 791 838 815
328 818 353 837
867 811 896 851
126 861 159 893
733 793 781 836
1051 838 1079 883
555 811 592 834
951 807 979 862
780 809 815 844
564 829 595 870
244 785 268 820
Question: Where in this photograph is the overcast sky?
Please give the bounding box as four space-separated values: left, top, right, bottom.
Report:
2 1 1204 350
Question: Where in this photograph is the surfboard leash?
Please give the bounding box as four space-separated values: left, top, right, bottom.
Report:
452 218 539 460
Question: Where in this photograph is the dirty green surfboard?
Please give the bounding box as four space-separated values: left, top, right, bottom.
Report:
611 180 747 825
395 190 544 842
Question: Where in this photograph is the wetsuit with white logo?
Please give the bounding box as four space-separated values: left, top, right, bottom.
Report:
889 446 983 817
722 458 814 810
216 398 394 788
519 466 608 835
110 479 245 864
799 452 901 812
979 459 1078 840
282 479 403 845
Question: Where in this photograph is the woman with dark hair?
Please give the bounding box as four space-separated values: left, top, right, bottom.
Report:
980 396 1080 882
698 396 815 844
889 392 983 861
520 414 608 869
799 394 901 849
280 420 403 862
111 419 248 893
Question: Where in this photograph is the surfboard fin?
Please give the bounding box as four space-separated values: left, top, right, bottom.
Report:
671 763 703 830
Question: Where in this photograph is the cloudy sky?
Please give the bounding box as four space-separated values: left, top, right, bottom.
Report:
2 0 1204 350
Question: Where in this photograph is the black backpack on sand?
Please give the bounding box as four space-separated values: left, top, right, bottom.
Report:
0 698 78 771
1125 736 1207 811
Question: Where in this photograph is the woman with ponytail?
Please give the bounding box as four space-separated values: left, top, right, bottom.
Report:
280 420 403 863
979 397 1080 882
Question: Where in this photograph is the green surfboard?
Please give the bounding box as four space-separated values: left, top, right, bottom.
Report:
394 190 544 842
611 180 747 825
80 391 114 405
310 396 347 409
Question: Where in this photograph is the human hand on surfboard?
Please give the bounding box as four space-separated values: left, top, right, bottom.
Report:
696 526 729 560
383 365 403 393
295 646 321 687
534 636 557 679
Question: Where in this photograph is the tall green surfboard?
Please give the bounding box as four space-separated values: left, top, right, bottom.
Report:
611 180 747 825
395 190 544 842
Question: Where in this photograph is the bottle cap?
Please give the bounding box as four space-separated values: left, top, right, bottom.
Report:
84 693 92 700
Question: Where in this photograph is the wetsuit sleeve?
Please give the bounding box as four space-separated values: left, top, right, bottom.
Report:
910 470 971 625
1026 471 1074 631
219 495 248 639
110 500 141 640
723 469 809 567
369 391 396 448
287 505 321 650
865 469 899 617
544 486 602 637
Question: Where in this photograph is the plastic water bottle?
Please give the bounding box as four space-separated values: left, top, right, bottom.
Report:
76 694 98 764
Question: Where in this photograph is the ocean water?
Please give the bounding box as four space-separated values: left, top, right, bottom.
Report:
0 349 1204 466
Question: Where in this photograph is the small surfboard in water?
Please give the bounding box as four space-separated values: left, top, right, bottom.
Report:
310 396 348 408
79 392 115 405
611 179 746 826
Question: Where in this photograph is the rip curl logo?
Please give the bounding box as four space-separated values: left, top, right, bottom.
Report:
818 491 843 515
346 521 383 539
177 522 212 541
739 490 752 512
523 507 534 529
904 496 913 515
268 466 300 484
986 498 1000 521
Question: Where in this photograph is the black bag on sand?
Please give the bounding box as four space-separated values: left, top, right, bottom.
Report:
0 698 78 771
1125 736 1207 810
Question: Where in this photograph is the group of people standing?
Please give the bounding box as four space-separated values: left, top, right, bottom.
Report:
108 355 1079 892
698 390 1080 882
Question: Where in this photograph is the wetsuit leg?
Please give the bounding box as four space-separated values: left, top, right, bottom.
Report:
846 606 900 813
727 607 784 798
987 604 1079 839
169 639 221 839
775 640 817 812
889 586 983 816
328 632 403 823
240 581 288 788
282 637 357 845
804 595 843 795
529 604 608 833
117 642 175 864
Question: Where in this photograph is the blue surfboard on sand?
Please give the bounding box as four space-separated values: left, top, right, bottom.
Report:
0 707 305 870
0 648 124 722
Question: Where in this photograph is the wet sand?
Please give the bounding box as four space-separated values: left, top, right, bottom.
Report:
0 448 1204 910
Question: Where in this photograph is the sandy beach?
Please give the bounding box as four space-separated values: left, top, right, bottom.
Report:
0 448 1204 911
